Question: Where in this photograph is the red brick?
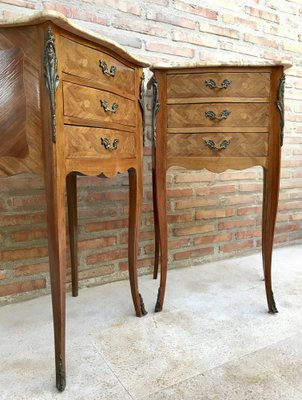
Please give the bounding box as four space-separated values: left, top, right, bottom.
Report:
146 11 196 30
239 183 263 192
119 257 153 271
0 0 36 8
113 18 168 37
14 263 49 277
175 197 219 209
236 229 261 239
218 219 255 230
145 42 195 58
223 13 258 29
78 207 118 219
78 237 117 250
0 247 48 262
173 0 218 20
168 213 193 223
173 224 215 237
86 249 127 264
173 246 214 260
87 191 128 202
98 0 141 16
167 188 193 198
11 195 46 208
194 232 233 245
200 23 240 39
85 219 128 233
219 171 262 181
0 212 46 227
195 185 236 196
196 208 235 220
244 33 279 49
0 279 46 297
0 270 7 280
220 240 254 253
225 194 260 206
172 31 218 49
275 223 300 234
245 6 280 23
272 233 290 245
169 238 191 249
13 228 47 242
174 172 216 183
237 206 262 216
77 265 115 280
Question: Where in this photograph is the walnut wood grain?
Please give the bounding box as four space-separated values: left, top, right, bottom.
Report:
0 26 44 176
167 132 268 158
152 65 285 317
0 15 148 392
168 103 270 129
63 81 136 128
61 36 135 96
0 48 28 158
65 126 136 159
167 72 271 99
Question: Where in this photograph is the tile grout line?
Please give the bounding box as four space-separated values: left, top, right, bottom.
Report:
90 338 136 400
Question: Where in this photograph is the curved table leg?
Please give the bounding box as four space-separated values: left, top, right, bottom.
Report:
153 162 168 313
128 167 147 316
152 167 160 279
262 166 279 313
45 170 67 391
66 173 78 297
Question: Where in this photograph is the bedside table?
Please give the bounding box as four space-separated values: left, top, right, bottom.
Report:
0 11 148 391
151 64 287 314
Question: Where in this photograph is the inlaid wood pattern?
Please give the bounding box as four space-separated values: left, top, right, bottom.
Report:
152 65 285 317
0 26 43 176
168 102 269 129
65 125 136 159
0 48 28 158
61 36 135 96
63 81 136 128
167 132 268 158
167 72 271 99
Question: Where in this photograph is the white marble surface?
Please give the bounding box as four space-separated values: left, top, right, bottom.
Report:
150 58 292 70
1 244 302 399
0 10 149 67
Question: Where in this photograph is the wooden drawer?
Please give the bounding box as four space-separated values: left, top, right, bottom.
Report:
63 82 136 128
61 36 135 95
167 132 268 157
65 126 136 159
167 72 271 99
168 103 269 129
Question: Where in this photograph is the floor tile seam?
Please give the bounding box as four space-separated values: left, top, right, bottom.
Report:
134 369 208 400
90 340 135 400
242 357 302 396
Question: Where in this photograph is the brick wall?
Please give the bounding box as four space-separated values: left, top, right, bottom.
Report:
0 0 302 304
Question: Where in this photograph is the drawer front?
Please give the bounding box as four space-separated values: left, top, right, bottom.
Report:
167 72 271 99
65 126 136 159
61 36 135 95
167 132 268 157
63 82 136 127
168 103 269 129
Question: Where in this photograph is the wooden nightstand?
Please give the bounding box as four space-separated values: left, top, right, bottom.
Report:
151 64 287 315
0 12 149 391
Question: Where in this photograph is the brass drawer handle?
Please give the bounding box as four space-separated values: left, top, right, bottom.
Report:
205 110 231 121
205 79 231 89
99 60 117 77
101 137 119 150
205 139 230 151
100 100 119 113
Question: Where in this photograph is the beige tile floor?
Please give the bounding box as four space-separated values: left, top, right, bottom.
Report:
1 244 302 399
